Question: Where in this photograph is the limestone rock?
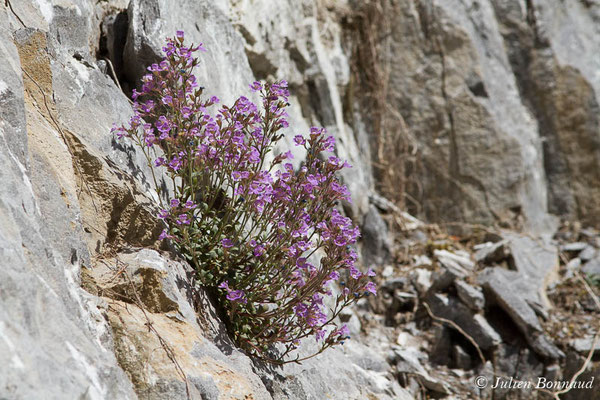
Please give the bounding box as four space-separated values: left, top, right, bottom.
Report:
426 293 501 350
579 245 597 262
454 280 485 311
474 240 509 264
381 0 551 231
0 6 137 400
560 242 588 252
394 347 449 394
361 205 393 266
582 257 600 277
570 337 600 356
85 249 272 399
479 268 564 360
503 232 560 308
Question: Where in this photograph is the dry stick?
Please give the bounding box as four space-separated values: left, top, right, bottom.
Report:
423 302 568 399
97 256 191 397
115 257 193 400
22 69 99 214
543 252 600 399
552 331 599 399
99 258 129 284
576 269 600 311
548 269 600 399
423 249 599 398
5 0 26 27
422 301 486 365
103 57 134 105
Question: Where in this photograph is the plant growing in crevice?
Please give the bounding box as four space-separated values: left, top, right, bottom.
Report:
342 0 422 216
113 31 376 363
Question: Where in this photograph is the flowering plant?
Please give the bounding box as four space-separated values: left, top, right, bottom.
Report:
113 31 376 363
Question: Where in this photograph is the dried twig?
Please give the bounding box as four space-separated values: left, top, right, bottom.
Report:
422 301 486 365
102 57 133 105
22 69 99 214
552 331 599 399
5 0 26 27
114 256 193 400
576 269 600 311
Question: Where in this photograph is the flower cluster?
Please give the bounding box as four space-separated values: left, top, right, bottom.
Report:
113 31 376 363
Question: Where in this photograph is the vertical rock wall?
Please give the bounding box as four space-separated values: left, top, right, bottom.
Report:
372 0 600 230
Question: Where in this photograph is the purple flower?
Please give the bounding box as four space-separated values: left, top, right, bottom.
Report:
112 34 364 358
141 100 155 113
158 209 169 219
219 281 247 303
158 229 174 240
253 245 265 257
364 281 377 295
161 94 173 105
328 156 341 166
232 171 242 181
156 116 172 135
306 309 327 327
226 289 247 304
168 156 181 171
184 201 197 209
349 266 362 280
294 303 308 318
310 126 324 138
249 81 263 92
293 135 306 146
111 124 129 139
176 214 191 225
315 329 326 341
181 106 192 118
248 147 260 163
335 324 350 339
323 135 336 152
334 236 347 247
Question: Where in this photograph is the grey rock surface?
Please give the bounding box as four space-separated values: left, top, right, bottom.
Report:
382 0 552 231
582 257 600 277
474 240 509 264
503 232 560 308
361 204 393 266
85 249 273 400
479 268 564 360
395 347 449 394
426 293 501 350
0 5 137 400
455 280 485 311
579 245 597 262
560 242 588 252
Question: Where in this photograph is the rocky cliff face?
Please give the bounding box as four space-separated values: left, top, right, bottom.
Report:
363 0 600 231
1 0 600 399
